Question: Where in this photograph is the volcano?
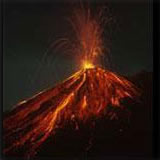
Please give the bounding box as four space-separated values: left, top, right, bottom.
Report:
3 67 139 158
3 4 141 159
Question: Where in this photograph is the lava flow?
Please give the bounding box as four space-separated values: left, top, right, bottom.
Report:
3 4 139 159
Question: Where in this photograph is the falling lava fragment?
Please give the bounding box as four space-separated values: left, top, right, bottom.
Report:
3 67 138 157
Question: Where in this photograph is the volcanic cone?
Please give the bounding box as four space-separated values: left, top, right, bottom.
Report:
3 67 138 158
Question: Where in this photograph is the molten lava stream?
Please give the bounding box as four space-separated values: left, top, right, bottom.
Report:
3 67 138 158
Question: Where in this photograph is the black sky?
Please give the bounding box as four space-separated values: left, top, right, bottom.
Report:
3 0 153 111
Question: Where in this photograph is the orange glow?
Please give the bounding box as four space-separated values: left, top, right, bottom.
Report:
82 61 94 69
81 95 87 109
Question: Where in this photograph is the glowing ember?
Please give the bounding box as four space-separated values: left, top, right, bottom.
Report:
3 4 139 159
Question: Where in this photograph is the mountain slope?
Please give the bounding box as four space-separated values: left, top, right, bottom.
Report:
3 67 138 158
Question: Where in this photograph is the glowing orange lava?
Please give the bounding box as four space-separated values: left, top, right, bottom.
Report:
4 67 138 158
3 4 139 159
82 60 95 69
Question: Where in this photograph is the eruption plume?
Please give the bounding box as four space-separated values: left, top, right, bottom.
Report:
3 4 139 159
70 6 105 67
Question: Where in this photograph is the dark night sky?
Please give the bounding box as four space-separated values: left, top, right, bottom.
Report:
3 0 153 111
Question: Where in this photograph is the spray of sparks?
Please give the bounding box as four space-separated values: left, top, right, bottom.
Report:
3 4 139 158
